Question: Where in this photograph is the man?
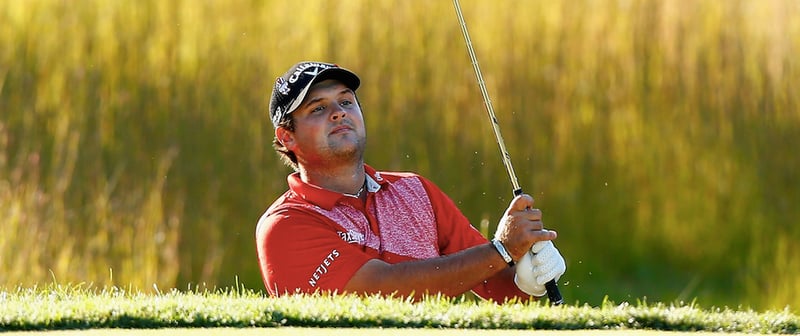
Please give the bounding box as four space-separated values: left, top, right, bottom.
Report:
256 61 565 302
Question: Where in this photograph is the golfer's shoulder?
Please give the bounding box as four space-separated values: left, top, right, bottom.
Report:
375 170 443 193
258 192 317 223
374 170 426 182
256 193 325 237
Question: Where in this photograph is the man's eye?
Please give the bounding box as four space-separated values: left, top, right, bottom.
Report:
341 100 352 106
312 105 325 113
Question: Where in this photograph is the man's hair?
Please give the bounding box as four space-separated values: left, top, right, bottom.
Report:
272 115 298 170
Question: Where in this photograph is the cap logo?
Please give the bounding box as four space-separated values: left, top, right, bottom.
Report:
287 62 335 83
275 77 290 95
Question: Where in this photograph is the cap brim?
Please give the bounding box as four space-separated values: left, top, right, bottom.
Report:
285 68 361 114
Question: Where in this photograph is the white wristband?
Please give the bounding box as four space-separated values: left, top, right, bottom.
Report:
491 239 515 266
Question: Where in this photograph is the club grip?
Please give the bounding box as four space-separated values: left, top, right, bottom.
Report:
545 279 563 305
515 188 564 305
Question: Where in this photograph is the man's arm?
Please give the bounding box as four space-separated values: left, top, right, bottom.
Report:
343 242 509 298
343 194 556 300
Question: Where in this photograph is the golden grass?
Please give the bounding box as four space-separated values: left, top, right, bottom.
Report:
0 0 798 311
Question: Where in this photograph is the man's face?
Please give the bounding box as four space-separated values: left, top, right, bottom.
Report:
277 79 366 167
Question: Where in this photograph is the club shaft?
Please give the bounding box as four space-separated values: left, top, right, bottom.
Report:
452 0 521 195
452 0 563 306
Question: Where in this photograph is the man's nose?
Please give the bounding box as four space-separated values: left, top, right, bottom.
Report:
330 105 346 121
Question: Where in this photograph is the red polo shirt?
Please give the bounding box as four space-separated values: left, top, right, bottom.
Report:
256 165 519 300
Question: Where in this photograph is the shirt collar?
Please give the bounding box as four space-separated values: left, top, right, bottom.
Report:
286 164 386 210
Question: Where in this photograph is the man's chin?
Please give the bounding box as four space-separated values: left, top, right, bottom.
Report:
329 137 365 154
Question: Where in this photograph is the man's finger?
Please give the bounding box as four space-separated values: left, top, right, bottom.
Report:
524 208 542 221
532 229 557 242
529 220 544 231
509 194 535 211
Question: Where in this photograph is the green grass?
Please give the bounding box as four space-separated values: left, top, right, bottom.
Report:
0 284 797 334
1 328 760 336
0 328 769 336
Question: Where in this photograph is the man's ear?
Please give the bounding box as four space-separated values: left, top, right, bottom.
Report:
275 127 295 149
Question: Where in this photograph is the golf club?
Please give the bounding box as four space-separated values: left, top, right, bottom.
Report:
452 0 564 306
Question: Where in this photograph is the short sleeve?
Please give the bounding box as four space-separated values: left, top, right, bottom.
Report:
256 207 374 296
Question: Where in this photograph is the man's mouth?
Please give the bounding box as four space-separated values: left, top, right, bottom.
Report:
330 124 353 135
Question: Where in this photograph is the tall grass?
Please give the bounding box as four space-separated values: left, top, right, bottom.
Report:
1 0 798 311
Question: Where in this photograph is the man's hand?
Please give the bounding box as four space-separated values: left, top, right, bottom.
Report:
514 239 566 296
494 194 556 261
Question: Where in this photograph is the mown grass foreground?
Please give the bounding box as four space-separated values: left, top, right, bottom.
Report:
0 285 797 334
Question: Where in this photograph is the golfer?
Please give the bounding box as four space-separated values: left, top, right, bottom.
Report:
256 61 566 302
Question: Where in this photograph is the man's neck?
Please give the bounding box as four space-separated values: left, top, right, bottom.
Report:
298 161 366 195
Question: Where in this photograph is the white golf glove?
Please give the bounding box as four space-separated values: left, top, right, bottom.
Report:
514 240 566 297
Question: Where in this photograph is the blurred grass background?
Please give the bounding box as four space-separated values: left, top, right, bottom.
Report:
1 0 798 312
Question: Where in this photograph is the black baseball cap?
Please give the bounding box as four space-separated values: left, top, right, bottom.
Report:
269 61 361 128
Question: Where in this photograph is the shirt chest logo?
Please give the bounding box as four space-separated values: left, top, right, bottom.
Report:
337 230 365 244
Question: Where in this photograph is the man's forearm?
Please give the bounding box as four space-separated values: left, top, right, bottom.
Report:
342 242 512 298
